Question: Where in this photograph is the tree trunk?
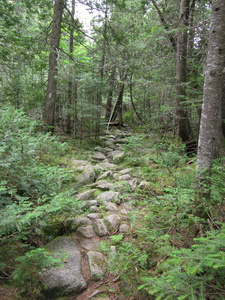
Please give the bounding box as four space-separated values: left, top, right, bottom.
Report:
105 66 116 120
196 0 225 200
95 7 108 137
109 73 127 125
151 0 177 52
130 75 145 125
221 79 225 137
187 0 196 57
176 0 196 154
43 0 64 132
66 0 75 134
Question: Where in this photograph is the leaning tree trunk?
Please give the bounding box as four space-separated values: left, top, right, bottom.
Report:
43 0 64 132
109 73 127 126
176 0 196 154
196 0 225 201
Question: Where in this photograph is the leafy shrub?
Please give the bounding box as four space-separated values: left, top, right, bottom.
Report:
12 248 64 298
139 225 225 300
0 107 80 289
0 107 70 201
105 132 225 300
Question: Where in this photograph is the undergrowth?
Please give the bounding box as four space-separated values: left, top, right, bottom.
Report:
0 107 82 298
103 132 225 300
1 113 225 299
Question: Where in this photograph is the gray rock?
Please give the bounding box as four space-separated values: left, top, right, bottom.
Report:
94 146 104 152
103 147 114 153
97 171 114 181
76 225 96 238
99 135 107 140
138 180 151 190
123 202 133 210
97 162 117 170
79 238 100 251
42 236 87 296
89 205 99 212
106 134 116 139
88 180 105 187
105 202 118 212
85 200 99 206
105 140 116 149
110 246 116 255
71 159 91 168
87 251 107 281
96 191 120 204
87 213 100 221
118 168 133 175
115 138 127 144
118 174 132 181
91 152 106 162
119 223 130 233
88 180 114 190
96 181 115 191
104 214 120 231
75 189 96 201
93 219 109 237
111 151 125 163
67 217 92 231
108 137 116 142
75 164 97 188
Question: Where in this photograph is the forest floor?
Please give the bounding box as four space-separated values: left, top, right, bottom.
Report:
1 126 196 300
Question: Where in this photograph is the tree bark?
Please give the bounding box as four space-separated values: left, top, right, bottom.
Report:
187 0 196 57
176 0 196 154
130 75 145 125
95 6 108 137
66 0 75 134
105 66 116 120
43 0 64 132
221 79 225 137
196 0 225 199
152 0 196 153
109 73 127 126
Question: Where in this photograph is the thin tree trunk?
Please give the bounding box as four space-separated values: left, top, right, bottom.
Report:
105 66 116 120
129 75 145 125
95 7 108 137
110 73 127 125
43 0 64 132
151 0 177 52
66 0 75 134
176 0 196 154
187 0 196 57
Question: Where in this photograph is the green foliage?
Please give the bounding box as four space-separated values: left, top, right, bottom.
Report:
12 247 64 298
139 226 225 300
0 107 71 203
109 234 124 243
0 107 81 290
105 132 225 299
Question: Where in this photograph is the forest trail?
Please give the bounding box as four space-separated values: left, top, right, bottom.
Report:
44 128 144 300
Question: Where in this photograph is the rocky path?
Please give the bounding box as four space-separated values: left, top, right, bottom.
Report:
42 129 143 300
